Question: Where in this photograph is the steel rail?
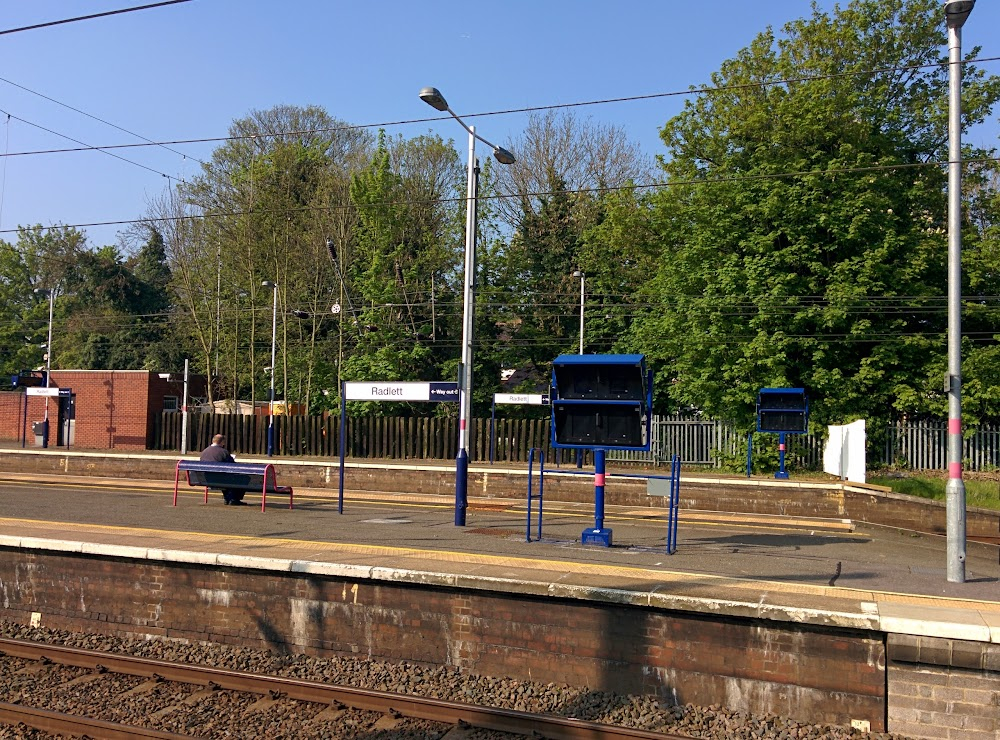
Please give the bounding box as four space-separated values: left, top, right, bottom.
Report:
0 701 196 739
0 637 690 739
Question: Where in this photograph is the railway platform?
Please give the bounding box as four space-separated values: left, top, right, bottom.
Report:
0 465 997 638
0 453 998 737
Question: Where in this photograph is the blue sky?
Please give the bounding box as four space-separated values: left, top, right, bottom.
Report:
0 0 997 249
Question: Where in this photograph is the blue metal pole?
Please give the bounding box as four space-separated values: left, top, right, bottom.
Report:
595 449 605 530
581 449 612 546
668 454 680 553
455 450 468 525
537 450 545 539
775 432 789 479
526 447 535 542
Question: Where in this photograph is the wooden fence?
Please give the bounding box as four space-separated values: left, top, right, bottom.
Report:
152 412 582 464
153 412 1000 471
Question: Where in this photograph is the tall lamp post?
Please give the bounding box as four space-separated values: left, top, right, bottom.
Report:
33 288 54 449
572 270 585 354
944 0 974 584
419 86 516 526
571 270 586 468
262 281 279 457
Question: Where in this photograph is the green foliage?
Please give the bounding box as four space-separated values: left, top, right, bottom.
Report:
632 0 1000 428
868 474 1000 511
0 239 39 377
6 3 1000 439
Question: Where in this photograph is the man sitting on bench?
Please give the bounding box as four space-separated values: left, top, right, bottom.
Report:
199 434 245 506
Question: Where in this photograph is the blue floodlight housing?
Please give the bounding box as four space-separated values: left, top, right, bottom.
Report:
551 354 652 450
11 371 46 389
756 388 809 434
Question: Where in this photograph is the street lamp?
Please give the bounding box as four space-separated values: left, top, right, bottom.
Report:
262 280 278 457
944 0 974 584
419 86 516 526
33 287 54 448
572 270 585 354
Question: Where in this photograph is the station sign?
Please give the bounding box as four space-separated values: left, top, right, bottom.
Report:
26 387 70 397
494 393 549 406
344 381 458 403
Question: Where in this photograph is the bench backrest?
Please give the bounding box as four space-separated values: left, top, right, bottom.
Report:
177 461 277 491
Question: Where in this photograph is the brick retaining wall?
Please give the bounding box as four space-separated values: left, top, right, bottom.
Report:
887 635 1000 739
0 547 887 730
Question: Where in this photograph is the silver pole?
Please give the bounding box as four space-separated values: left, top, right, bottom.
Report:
181 358 190 455
579 272 585 354
215 242 221 377
269 283 278 455
455 126 477 525
43 289 53 448
945 1 972 583
417 87 515 525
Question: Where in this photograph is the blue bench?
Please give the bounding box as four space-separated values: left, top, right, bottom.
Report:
173 460 293 511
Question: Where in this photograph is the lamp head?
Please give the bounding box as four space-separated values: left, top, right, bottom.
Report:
945 0 975 29
261 280 277 289
492 146 516 165
292 309 310 319
419 86 449 112
572 270 584 279
33 288 49 297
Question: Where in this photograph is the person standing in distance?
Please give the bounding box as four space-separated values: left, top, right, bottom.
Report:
199 434 245 505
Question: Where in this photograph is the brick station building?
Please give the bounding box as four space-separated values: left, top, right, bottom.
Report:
0 370 206 450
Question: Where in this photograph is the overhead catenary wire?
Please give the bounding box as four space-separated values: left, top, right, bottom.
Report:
0 75 207 166
0 108 183 183
3 55 998 161
0 49 996 237
3 152 999 238
0 1 193 36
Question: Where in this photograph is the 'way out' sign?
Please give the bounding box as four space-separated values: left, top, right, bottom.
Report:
344 381 458 403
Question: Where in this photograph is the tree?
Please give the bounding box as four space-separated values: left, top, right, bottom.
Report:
2 226 86 376
0 239 39 378
166 105 374 407
479 111 651 397
342 131 465 415
631 0 1000 430
493 110 651 229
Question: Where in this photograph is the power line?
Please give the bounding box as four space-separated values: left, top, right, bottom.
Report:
4 152 998 237
2 55 998 161
0 75 206 166
0 1 193 36
0 107 182 182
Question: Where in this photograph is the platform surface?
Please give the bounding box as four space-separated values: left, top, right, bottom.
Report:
0 469 997 642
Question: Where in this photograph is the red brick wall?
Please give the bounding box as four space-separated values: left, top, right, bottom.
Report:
0 371 208 450
0 547 887 730
146 374 206 444
59 370 150 449
0 392 26 443
1 372 144 449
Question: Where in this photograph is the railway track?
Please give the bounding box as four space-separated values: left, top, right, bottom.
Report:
0 637 692 739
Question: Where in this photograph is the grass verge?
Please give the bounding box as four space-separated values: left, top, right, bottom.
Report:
868 474 1000 511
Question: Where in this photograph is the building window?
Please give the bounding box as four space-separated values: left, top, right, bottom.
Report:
163 396 179 412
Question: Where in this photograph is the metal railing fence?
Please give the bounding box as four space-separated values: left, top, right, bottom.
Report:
152 412 1000 472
